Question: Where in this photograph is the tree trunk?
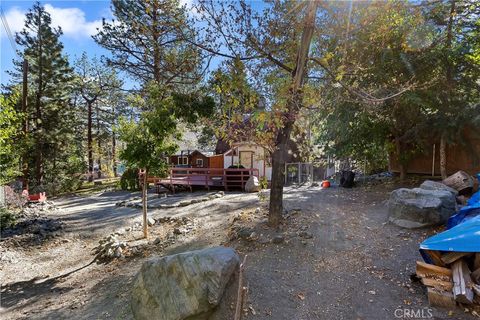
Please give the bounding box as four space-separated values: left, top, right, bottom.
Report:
395 136 406 181
87 101 93 182
268 1 318 227
142 169 148 239
268 121 294 226
440 133 447 179
35 10 44 188
97 110 102 179
439 0 455 179
22 60 29 191
112 131 117 177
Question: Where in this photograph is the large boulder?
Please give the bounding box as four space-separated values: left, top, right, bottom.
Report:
420 180 458 196
244 176 260 192
388 188 456 229
131 247 239 320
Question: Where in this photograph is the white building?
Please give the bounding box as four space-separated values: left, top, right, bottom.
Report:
223 142 272 180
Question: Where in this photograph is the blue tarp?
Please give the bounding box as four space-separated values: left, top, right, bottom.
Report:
446 173 480 229
420 215 480 253
420 173 480 261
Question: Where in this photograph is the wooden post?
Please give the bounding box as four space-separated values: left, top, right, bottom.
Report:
234 255 248 320
432 144 436 177
298 163 301 185
241 169 244 191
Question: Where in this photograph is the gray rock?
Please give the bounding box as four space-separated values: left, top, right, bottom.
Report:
272 235 285 244
114 247 123 258
299 231 313 239
131 247 239 320
388 188 456 229
244 176 260 193
420 180 458 196
147 217 156 226
236 227 254 240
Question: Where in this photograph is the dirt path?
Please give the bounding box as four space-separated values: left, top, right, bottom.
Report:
1 184 477 319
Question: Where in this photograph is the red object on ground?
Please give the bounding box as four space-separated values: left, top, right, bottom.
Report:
29 192 47 202
321 180 330 188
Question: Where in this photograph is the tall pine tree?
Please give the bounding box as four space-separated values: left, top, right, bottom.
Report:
7 2 78 193
93 0 201 92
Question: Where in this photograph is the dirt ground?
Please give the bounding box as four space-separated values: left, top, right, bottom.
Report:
1 181 478 320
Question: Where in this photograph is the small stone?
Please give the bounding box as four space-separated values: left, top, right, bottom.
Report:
173 228 182 235
235 227 254 240
272 235 284 244
114 247 123 258
255 207 261 214
368 290 376 295
299 231 313 239
147 217 156 226
153 237 162 245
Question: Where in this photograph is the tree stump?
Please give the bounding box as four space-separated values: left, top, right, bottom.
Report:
442 171 474 194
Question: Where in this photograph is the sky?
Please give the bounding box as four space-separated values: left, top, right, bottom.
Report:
0 0 204 89
0 0 120 86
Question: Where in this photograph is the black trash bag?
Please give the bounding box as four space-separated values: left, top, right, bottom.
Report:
340 170 355 188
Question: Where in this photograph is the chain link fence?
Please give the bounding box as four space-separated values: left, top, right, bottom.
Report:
284 162 327 186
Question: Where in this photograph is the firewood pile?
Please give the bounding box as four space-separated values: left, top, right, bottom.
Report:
416 253 480 308
415 171 480 310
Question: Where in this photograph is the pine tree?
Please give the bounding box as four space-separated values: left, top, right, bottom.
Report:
93 0 201 91
74 53 122 182
7 2 78 192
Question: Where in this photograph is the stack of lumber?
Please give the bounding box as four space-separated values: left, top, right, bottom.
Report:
416 252 480 308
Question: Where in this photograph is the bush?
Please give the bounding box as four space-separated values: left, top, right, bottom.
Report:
0 207 16 230
259 176 268 189
120 168 140 191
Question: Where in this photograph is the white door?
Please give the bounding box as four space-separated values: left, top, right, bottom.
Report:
240 152 253 168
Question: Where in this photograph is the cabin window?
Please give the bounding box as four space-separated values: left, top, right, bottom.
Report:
196 159 203 167
178 156 188 165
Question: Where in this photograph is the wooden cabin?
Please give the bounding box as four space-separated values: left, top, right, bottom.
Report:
168 150 212 168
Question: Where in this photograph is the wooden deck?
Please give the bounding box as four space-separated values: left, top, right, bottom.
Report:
155 167 259 192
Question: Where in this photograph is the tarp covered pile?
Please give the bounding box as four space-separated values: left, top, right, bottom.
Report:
417 173 480 308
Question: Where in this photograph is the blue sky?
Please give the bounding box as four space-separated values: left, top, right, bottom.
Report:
0 0 120 86
0 0 267 89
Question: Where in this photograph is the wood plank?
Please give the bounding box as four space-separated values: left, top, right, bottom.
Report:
472 284 480 296
472 268 480 284
416 261 452 279
421 277 453 291
427 250 446 267
474 253 480 271
427 288 456 308
441 252 472 265
452 259 474 304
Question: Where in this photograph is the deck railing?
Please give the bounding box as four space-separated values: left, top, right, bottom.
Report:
156 167 259 192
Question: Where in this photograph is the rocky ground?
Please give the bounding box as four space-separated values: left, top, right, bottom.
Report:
1 181 478 319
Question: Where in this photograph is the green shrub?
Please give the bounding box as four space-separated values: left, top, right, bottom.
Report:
120 168 140 191
259 176 268 189
0 207 16 230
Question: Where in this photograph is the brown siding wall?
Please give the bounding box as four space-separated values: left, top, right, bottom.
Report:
389 129 480 175
209 155 224 168
191 153 208 168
